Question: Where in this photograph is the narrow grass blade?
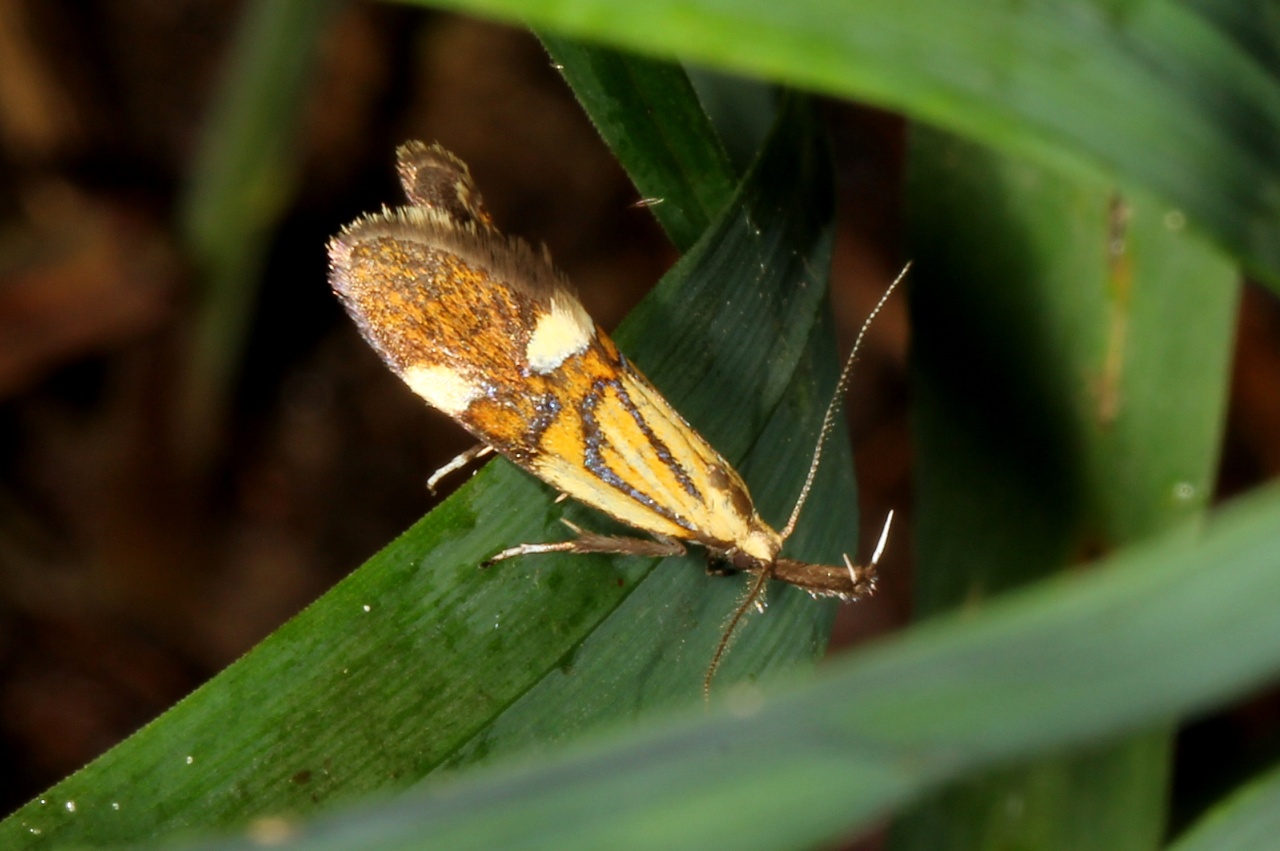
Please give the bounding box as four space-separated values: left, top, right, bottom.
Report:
540 36 737 249
177 0 337 465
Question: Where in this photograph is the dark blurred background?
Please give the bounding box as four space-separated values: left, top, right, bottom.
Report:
0 0 1275 822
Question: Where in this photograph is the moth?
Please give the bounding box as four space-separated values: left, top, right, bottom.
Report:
328 142 898 691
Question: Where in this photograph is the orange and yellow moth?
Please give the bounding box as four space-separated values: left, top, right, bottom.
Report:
327 142 896 685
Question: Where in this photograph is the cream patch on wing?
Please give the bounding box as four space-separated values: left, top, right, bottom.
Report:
526 294 594 374
401 364 481 416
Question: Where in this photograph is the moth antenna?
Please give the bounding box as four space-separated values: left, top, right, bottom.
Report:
779 262 910 542
704 569 771 702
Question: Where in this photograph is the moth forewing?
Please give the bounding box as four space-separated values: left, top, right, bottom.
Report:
328 143 786 567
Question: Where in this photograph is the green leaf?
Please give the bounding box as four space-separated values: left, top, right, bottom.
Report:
0 88 848 847
539 36 738 249
401 0 1280 290
188 482 1280 851
1169 764 1280 851
894 129 1237 849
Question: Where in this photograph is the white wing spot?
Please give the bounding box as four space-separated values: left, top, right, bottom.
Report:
402 364 481 416
526 295 593 374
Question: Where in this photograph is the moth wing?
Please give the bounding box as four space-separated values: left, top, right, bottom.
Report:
328 206 779 562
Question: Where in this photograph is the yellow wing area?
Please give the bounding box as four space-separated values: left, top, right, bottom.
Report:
525 337 780 562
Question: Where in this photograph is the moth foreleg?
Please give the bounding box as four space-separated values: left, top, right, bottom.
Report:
426 444 494 493
483 520 686 566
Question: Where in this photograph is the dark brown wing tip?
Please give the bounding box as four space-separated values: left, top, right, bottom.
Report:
395 140 470 185
394 141 493 228
395 139 462 165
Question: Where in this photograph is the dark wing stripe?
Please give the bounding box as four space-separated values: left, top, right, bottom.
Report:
615 360 702 501
523 392 563 451
580 377 700 535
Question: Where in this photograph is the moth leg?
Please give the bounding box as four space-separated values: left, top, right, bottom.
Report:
426 444 493 493
483 520 686 566
704 553 738 577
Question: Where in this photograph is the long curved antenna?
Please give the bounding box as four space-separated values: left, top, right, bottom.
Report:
779 262 911 542
704 568 771 702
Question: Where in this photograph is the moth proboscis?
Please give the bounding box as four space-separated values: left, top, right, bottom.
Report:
327 141 904 697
